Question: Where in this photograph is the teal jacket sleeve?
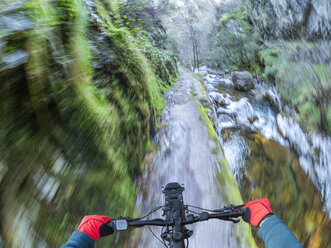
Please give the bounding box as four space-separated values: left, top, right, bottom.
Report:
62 231 94 248
258 215 302 248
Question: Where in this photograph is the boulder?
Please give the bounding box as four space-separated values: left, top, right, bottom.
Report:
231 71 254 91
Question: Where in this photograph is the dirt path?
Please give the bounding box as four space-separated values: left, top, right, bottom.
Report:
136 67 251 248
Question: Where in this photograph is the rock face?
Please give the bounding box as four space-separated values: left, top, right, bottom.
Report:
246 0 331 40
231 71 254 91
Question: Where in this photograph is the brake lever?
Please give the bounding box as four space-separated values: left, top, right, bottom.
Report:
213 204 245 213
221 217 240 223
230 218 240 224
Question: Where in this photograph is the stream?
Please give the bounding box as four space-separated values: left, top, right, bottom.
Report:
135 66 331 247
200 67 331 247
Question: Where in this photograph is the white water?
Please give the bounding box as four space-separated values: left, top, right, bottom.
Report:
202 69 331 218
277 115 331 216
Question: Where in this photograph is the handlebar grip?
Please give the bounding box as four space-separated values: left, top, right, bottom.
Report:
107 221 116 229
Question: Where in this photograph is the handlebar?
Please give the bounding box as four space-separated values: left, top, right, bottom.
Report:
109 182 246 248
113 206 245 228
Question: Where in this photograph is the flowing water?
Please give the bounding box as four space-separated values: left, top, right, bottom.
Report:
200 67 331 247
135 67 251 248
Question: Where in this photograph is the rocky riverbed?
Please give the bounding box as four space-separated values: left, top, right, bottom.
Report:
199 66 331 247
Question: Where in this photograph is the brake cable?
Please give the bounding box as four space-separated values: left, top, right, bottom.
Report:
128 205 166 221
112 183 244 247
147 222 168 247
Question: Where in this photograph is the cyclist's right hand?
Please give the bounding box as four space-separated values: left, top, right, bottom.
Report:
242 198 273 227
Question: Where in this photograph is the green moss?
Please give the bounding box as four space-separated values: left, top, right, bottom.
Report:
260 42 331 134
160 74 180 94
193 86 256 247
298 102 320 131
0 0 178 246
327 108 331 133
197 102 218 142
217 9 247 25
217 158 241 204
193 72 202 82
212 146 220 154
216 159 257 247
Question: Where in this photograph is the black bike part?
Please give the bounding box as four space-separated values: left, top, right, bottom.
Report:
128 219 171 227
242 207 251 224
162 182 185 219
110 182 246 248
186 204 244 213
163 182 186 248
99 222 114 237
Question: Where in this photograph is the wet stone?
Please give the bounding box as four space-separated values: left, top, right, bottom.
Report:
0 13 33 36
232 71 255 91
219 78 233 87
205 83 217 92
208 92 231 106
217 106 233 116
216 114 237 131
1 49 29 70
0 1 26 14
218 114 233 123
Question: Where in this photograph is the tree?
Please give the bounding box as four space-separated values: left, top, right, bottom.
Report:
158 0 218 70
211 8 261 73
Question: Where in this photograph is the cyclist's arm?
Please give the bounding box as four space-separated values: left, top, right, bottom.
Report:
62 231 94 248
62 215 113 248
258 215 302 248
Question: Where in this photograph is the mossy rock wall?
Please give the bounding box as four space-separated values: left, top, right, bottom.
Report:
0 0 177 246
259 42 331 134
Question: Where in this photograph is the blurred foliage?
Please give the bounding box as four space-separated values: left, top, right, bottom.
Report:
118 0 178 90
0 0 177 247
260 42 331 134
207 8 262 75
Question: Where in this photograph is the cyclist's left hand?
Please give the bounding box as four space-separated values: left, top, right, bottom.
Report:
77 215 114 240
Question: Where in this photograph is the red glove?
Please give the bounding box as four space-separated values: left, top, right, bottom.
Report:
77 215 114 240
242 198 273 227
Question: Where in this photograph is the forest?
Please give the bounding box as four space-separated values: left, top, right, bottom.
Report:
0 0 330 247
